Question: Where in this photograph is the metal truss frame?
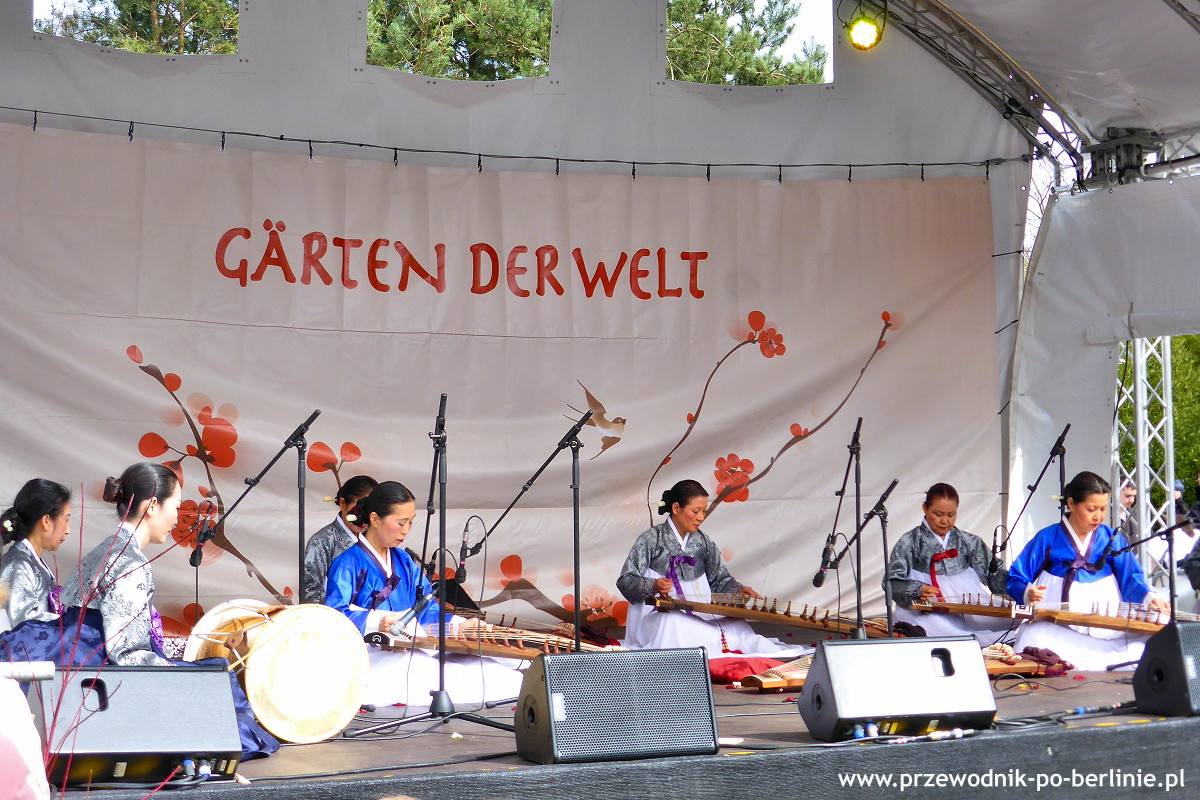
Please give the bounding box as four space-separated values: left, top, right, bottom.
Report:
1112 338 1176 579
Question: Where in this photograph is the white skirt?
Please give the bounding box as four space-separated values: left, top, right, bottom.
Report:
622 569 811 659
1013 571 1152 671
360 646 526 708
894 569 1017 645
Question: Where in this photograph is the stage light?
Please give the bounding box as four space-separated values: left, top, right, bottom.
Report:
847 16 881 49
839 0 887 51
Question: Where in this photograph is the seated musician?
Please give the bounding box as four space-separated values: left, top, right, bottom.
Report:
0 479 71 634
1008 470 1169 671
886 482 1014 644
301 474 377 604
57 462 278 758
325 480 524 708
615 479 810 658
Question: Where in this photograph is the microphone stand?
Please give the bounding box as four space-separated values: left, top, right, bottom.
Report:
993 423 1070 584
1099 517 1195 624
347 395 514 738
813 418 861 591
189 409 320 607
827 479 899 639
463 411 593 651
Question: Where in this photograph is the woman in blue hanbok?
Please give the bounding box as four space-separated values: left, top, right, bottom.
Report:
301 474 377 605
1008 470 1169 671
325 481 524 708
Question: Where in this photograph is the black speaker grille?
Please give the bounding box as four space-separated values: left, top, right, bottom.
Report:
1175 622 1200 703
542 648 716 762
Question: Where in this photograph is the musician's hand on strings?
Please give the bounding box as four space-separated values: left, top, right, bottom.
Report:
738 585 764 600
653 577 674 597
1146 595 1172 614
458 615 492 632
917 584 940 602
378 613 404 633
1025 585 1048 604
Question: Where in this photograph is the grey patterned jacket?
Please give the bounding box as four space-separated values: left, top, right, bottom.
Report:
1 540 60 630
61 524 171 666
302 516 356 605
616 521 743 602
885 522 1008 608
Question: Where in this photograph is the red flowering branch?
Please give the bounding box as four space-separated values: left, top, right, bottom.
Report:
703 314 896 516
129 347 289 603
645 310 787 522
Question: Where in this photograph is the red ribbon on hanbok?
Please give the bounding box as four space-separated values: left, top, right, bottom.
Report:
929 549 959 600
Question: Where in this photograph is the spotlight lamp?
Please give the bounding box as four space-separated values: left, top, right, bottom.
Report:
838 0 887 51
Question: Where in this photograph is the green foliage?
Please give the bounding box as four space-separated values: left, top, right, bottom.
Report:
35 0 828 85
367 0 552 81
1172 335 1200 507
666 0 828 86
365 0 828 85
36 1 238 55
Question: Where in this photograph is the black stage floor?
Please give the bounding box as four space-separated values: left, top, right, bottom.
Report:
61 668 1196 800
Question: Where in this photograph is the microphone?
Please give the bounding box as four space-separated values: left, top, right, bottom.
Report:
863 478 900 525
0 661 56 682
812 536 837 587
558 409 593 450
456 519 471 582
287 409 322 444
388 588 438 638
1050 423 1071 457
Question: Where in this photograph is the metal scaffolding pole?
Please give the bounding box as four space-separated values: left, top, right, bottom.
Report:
1112 337 1176 582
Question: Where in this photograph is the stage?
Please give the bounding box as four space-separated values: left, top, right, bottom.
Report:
58 667 1194 800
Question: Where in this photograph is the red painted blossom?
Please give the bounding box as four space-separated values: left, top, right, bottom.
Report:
139 432 169 458
789 423 810 438
196 407 237 468
171 499 200 548
340 442 362 463
757 327 786 358
500 554 525 588
307 442 338 473
714 454 754 502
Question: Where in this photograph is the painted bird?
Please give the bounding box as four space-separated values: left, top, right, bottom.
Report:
567 381 627 459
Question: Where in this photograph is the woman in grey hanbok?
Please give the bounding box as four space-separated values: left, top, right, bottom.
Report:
0 479 72 633
616 479 810 658
886 482 1014 644
60 463 184 665
59 462 278 757
301 474 377 605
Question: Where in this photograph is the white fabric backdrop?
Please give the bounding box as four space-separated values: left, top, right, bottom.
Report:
0 121 1000 630
1008 177 1200 551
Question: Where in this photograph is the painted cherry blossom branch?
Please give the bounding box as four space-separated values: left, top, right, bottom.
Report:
704 313 899 516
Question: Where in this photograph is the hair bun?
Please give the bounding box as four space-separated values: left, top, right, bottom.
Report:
102 476 123 504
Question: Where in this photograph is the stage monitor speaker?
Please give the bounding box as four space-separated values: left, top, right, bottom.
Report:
1133 621 1200 716
797 636 996 742
28 664 242 785
515 647 718 764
